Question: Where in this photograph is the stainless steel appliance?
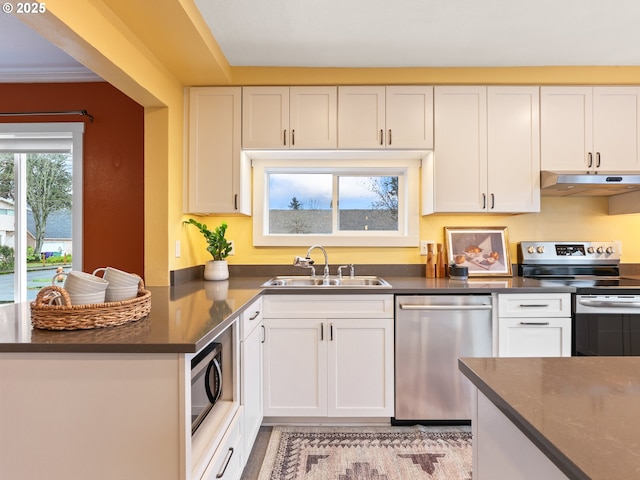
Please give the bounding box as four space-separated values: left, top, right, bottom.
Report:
394 295 493 423
518 241 640 356
191 341 223 434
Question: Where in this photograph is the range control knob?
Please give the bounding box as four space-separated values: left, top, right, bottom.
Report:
606 246 615 254
536 246 545 254
596 246 605 254
527 246 535 254
587 246 595 254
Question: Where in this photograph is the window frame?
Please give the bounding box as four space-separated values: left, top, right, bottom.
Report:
0 122 83 303
250 151 424 247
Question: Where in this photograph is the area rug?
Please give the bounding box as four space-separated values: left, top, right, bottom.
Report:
257 425 472 480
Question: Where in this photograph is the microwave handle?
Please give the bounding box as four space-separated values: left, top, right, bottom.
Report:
205 357 223 404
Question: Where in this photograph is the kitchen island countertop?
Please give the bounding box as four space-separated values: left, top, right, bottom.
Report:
459 356 640 480
0 274 572 354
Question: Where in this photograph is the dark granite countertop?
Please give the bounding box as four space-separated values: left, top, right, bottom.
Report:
459 357 640 480
0 274 572 354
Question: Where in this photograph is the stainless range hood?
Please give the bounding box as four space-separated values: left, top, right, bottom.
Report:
540 171 640 196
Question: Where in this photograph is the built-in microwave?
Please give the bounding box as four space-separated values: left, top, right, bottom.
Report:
191 341 223 434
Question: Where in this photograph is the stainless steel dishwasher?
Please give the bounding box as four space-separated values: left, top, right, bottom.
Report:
394 295 493 423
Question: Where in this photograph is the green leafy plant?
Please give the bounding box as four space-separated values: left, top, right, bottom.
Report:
184 219 232 261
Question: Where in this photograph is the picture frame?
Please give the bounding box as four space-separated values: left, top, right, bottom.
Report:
444 226 512 277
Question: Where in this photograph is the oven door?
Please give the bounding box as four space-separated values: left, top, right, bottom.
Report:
575 295 640 356
191 342 223 434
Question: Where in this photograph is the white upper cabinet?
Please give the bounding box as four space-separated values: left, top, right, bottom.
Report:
242 86 289 149
541 86 640 173
338 86 386 148
432 86 540 213
187 86 249 215
338 86 434 149
242 86 337 149
386 86 434 149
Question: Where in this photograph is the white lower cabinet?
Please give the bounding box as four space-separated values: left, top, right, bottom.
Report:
200 408 244 480
262 294 394 418
497 293 572 357
240 298 263 457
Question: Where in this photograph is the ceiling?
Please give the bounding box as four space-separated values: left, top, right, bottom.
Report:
0 13 100 82
1 0 640 83
194 0 640 68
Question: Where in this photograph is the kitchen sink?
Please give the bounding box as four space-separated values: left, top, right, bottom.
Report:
262 276 391 288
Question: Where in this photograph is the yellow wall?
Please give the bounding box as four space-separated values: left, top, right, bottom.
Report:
20 1 640 284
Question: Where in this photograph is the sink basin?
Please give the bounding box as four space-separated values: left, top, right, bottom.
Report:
262 276 391 288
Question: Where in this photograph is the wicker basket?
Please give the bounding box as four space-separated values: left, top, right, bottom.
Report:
30 280 151 331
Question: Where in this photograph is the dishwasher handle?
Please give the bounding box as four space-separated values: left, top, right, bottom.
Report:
398 303 492 311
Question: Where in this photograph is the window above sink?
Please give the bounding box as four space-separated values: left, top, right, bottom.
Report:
249 152 424 247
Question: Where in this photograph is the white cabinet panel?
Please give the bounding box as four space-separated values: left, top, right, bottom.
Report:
240 298 263 457
434 86 488 212
263 318 328 417
338 86 386 148
242 86 289 149
498 317 571 358
328 318 394 417
541 86 640 173
433 86 539 213
262 294 394 418
497 294 572 357
243 86 337 149
187 87 247 214
339 86 434 149
290 86 337 149
386 86 434 149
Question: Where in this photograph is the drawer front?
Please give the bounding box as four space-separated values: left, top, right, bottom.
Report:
200 408 243 480
498 293 571 318
263 294 394 318
241 298 263 339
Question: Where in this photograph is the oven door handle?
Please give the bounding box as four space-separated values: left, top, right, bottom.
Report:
578 299 640 308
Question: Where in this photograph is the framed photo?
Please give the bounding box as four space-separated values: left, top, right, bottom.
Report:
444 226 512 277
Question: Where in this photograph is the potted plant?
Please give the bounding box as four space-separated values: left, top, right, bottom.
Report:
184 218 232 281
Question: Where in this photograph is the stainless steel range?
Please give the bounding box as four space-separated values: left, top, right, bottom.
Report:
518 241 640 356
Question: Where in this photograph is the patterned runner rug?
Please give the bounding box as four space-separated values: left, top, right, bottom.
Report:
257 425 472 480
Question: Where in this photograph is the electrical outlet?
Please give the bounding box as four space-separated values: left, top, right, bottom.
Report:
228 240 235 255
175 240 181 258
419 240 435 255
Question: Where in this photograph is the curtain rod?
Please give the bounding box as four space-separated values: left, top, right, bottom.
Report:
0 110 93 122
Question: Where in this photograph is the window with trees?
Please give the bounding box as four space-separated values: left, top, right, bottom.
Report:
252 156 420 247
0 123 83 303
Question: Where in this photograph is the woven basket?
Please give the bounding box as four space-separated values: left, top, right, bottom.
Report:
30 280 151 331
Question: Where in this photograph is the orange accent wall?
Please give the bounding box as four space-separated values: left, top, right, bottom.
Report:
0 82 144 277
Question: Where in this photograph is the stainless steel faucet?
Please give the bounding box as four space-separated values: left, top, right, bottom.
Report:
294 245 330 284
337 264 355 279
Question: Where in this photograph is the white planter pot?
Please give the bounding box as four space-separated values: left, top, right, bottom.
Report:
204 260 229 281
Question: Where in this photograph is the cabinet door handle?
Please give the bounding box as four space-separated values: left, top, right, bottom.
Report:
519 322 550 326
292 129 295 146
234 194 238 210
482 193 486 209
490 193 495 209
380 129 383 146
330 323 334 341
283 129 287 146
215 447 234 478
596 152 601 168
249 311 260 321
388 129 392 146
587 152 593 168
261 325 265 343
320 323 324 341
518 304 550 308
